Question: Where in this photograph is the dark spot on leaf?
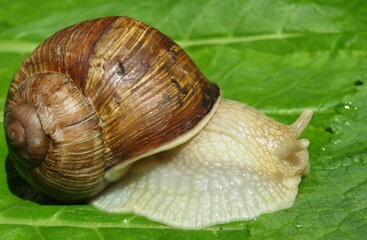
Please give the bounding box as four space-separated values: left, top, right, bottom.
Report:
325 127 333 133
354 80 363 86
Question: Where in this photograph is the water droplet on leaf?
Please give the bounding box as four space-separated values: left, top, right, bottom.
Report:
335 102 358 118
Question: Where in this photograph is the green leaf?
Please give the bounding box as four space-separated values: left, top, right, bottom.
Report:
0 0 366 239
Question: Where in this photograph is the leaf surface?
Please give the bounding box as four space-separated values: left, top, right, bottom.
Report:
0 0 366 239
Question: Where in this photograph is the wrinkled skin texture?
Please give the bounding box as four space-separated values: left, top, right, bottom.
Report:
92 99 312 229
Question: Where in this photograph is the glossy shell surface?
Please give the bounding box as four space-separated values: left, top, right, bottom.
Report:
4 16 220 201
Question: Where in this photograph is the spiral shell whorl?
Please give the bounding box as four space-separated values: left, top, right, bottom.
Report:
5 73 107 201
6 104 49 167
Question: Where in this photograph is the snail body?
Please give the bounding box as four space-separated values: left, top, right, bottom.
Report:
93 99 312 228
4 16 312 229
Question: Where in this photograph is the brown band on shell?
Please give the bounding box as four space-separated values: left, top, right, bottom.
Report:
81 17 221 168
7 16 119 94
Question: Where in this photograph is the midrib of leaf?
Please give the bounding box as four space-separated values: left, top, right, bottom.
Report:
0 31 341 54
179 32 302 47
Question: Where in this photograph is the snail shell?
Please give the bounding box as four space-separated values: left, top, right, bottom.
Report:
4 16 220 202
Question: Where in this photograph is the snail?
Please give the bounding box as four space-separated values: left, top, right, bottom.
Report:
4 16 313 229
